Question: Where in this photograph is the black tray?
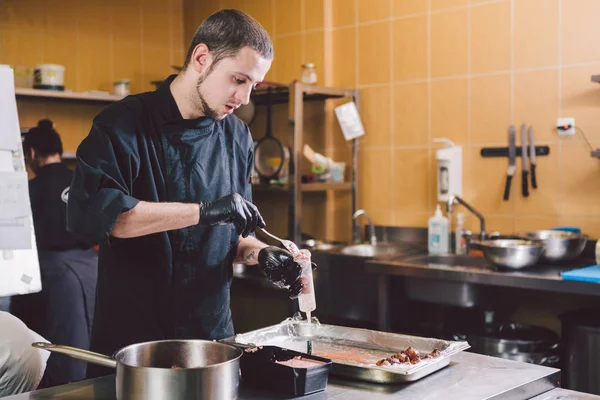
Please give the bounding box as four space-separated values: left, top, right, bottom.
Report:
240 345 332 397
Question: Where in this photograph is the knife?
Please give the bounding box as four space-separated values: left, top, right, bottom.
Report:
528 125 537 189
503 125 516 201
520 123 529 197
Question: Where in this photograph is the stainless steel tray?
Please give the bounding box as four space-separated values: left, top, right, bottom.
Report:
222 319 470 384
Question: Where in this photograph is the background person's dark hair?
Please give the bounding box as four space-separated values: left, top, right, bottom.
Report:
183 9 273 71
22 119 63 157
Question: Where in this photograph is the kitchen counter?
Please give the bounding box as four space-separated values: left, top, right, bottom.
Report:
365 256 598 330
4 351 560 400
531 388 600 399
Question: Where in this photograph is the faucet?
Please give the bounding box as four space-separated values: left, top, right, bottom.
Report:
352 209 377 246
446 195 486 241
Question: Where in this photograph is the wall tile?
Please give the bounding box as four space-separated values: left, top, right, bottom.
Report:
274 0 302 35
514 216 560 234
359 86 392 148
562 0 600 65
331 0 356 27
470 73 511 144
514 147 560 216
358 22 391 85
514 69 559 143
245 1 274 34
304 0 325 30
358 0 390 23
561 65 600 141
559 142 600 218
393 148 430 212
430 9 468 77
468 146 515 215
392 15 427 81
431 0 468 10
431 78 468 144
393 82 428 147
358 149 393 211
514 0 559 69
273 34 302 84
331 27 356 88
393 0 427 17
470 1 511 74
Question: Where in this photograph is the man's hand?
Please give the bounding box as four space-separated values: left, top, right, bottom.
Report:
258 246 303 298
199 193 265 237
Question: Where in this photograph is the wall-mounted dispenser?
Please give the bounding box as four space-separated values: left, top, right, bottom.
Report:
434 138 462 203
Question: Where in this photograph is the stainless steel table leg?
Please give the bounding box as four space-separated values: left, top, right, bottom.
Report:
378 275 390 331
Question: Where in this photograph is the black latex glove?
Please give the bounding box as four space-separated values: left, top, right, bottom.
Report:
199 193 265 238
258 246 304 299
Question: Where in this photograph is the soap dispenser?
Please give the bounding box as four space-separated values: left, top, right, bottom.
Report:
428 205 449 255
433 138 463 202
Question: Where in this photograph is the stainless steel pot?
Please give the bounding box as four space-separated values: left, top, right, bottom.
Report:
471 239 544 269
33 340 242 400
522 230 587 262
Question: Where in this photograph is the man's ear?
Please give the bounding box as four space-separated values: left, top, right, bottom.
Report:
190 43 210 74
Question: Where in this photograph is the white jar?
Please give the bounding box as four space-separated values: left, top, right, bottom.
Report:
113 80 131 97
301 63 317 85
34 64 65 90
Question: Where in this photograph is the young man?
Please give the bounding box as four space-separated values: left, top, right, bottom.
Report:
67 9 306 378
10 120 98 387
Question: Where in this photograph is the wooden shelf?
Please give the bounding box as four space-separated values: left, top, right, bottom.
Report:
250 84 353 106
253 182 352 192
592 75 600 83
15 88 123 103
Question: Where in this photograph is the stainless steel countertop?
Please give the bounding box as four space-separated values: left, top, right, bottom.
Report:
531 388 600 399
365 257 600 296
4 352 560 400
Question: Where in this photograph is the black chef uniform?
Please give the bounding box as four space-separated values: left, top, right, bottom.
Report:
10 162 98 387
67 74 254 378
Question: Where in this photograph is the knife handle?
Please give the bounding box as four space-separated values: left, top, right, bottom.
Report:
531 164 537 189
522 171 529 197
503 175 513 201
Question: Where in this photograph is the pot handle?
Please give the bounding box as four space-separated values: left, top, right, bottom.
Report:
32 342 117 369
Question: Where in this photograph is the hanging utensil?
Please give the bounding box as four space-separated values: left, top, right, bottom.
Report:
520 123 529 197
528 125 537 189
254 88 285 182
503 125 516 201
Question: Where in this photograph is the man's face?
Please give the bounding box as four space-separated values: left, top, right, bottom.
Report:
194 47 271 120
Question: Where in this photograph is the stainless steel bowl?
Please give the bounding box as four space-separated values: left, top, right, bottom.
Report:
471 239 545 269
522 230 587 262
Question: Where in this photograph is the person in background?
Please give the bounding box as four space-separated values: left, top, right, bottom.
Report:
0 311 49 396
10 119 98 388
66 9 306 379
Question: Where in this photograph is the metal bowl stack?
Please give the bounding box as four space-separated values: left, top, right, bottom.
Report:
471 239 545 270
522 230 587 262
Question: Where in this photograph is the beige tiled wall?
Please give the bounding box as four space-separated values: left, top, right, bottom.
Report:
0 0 185 152
327 0 600 238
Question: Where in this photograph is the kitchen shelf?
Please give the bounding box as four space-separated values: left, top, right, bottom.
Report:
253 182 352 192
15 88 123 103
251 84 353 106
592 75 600 83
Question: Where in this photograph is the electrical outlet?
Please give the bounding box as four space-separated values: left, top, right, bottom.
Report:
557 117 575 136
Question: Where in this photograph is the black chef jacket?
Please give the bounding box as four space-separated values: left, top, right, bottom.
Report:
67 74 254 377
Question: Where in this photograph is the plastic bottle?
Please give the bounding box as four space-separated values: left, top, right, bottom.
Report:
455 212 467 255
296 249 316 320
428 205 449 254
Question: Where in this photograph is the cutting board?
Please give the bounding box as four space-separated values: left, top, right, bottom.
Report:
561 265 600 283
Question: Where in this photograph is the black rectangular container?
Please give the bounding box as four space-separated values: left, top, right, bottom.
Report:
240 345 332 396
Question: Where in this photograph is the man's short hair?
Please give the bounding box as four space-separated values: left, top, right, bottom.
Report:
184 9 273 70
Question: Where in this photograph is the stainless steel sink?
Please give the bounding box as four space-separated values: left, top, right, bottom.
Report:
403 254 490 267
340 243 401 258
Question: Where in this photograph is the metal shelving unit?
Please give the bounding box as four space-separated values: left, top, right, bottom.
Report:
287 82 359 244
